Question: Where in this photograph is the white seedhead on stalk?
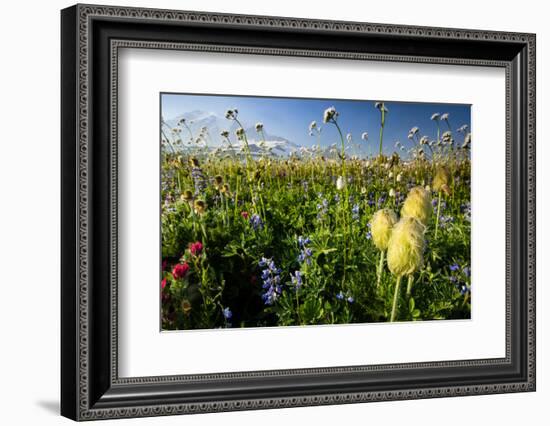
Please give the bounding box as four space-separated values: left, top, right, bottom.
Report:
323 106 339 123
225 108 238 120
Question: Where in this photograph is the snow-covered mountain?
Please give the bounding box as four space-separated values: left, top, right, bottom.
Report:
163 110 299 156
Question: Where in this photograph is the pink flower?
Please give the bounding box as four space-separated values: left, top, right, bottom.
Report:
161 278 167 289
172 263 189 279
189 241 203 256
241 211 249 219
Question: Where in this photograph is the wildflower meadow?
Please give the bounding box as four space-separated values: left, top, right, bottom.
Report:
160 95 472 330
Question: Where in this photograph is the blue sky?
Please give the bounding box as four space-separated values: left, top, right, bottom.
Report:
161 93 470 157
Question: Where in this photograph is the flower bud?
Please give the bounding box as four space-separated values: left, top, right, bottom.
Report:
181 190 193 202
336 176 346 191
193 199 206 215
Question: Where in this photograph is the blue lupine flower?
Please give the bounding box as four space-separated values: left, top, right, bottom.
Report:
317 197 328 220
298 248 313 265
290 270 303 291
249 214 263 231
458 284 470 296
191 166 207 195
439 215 454 228
461 202 472 222
261 269 271 280
259 257 282 305
298 236 311 248
463 266 471 277
334 194 340 203
450 263 460 272
366 231 372 240
352 204 360 220
222 307 232 320
259 257 269 268
347 296 354 304
367 192 375 207
297 236 313 265
336 291 345 300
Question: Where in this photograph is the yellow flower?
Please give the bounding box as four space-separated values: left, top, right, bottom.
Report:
370 208 398 251
401 186 432 226
387 217 425 277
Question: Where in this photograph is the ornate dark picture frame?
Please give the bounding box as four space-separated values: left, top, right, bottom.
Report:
61 4 536 421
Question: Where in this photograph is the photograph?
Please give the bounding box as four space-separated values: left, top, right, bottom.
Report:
159 93 472 330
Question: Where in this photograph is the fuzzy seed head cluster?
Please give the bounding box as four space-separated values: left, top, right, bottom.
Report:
323 106 338 123
225 109 238 120
401 186 432 226
433 166 451 193
370 208 398 251
235 127 245 140
387 217 426 277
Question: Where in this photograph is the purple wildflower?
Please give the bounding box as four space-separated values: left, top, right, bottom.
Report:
290 270 303 291
249 214 263 231
259 257 282 305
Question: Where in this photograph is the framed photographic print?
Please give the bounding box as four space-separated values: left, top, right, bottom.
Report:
61 4 536 421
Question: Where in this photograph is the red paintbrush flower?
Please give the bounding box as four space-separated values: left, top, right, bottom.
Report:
189 241 203 256
172 262 189 279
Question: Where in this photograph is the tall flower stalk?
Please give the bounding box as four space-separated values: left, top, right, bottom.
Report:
431 113 441 147
323 106 350 285
178 117 195 144
375 102 389 156
432 166 451 238
225 109 262 216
